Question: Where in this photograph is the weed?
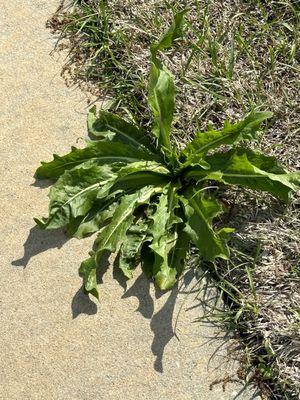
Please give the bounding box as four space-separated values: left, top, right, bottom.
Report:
37 13 299 304
46 1 300 398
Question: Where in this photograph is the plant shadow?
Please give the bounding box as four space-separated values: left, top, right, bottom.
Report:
121 268 196 373
12 223 253 380
71 287 98 318
150 284 179 373
122 273 179 372
11 222 111 318
12 225 68 268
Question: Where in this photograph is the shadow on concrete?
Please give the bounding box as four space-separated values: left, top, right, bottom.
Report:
122 273 154 319
11 222 112 318
11 224 226 376
70 267 197 373
122 274 179 372
71 287 97 318
31 178 52 189
113 255 128 292
12 225 68 268
122 270 197 373
150 285 179 373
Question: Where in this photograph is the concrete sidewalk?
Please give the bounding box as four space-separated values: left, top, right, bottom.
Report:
0 1 259 399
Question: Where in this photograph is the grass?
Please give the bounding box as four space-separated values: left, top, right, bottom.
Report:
193 192 300 398
48 1 300 398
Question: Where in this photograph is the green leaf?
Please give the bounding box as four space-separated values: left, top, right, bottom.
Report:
81 185 165 298
79 256 99 300
150 10 188 56
182 111 273 160
168 228 190 276
35 162 116 230
148 11 187 151
185 148 299 202
112 161 171 192
67 199 119 239
116 160 170 179
95 186 163 255
67 161 170 237
149 185 183 290
182 190 230 261
87 107 156 152
148 59 175 151
35 141 159 180
118 221 149 279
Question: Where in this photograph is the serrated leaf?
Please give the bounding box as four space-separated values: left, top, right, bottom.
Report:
88 107 156 152
67 199 119 239
35 162 116 230
183 190 230 261
152 231 178 290
182 111 273 160
79 256 99 300
148 185 183 290
185 148 300 201
80 185 165 298
118 221 149 279
35 141 159 180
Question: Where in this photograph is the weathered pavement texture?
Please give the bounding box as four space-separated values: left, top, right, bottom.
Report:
0 1 259 399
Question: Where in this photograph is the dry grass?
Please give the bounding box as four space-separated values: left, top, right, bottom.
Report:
48 1 300 398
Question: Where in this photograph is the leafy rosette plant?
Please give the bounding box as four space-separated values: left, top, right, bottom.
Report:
35 12 300 299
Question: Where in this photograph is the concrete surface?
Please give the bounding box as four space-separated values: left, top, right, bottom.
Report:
0 1 260 399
